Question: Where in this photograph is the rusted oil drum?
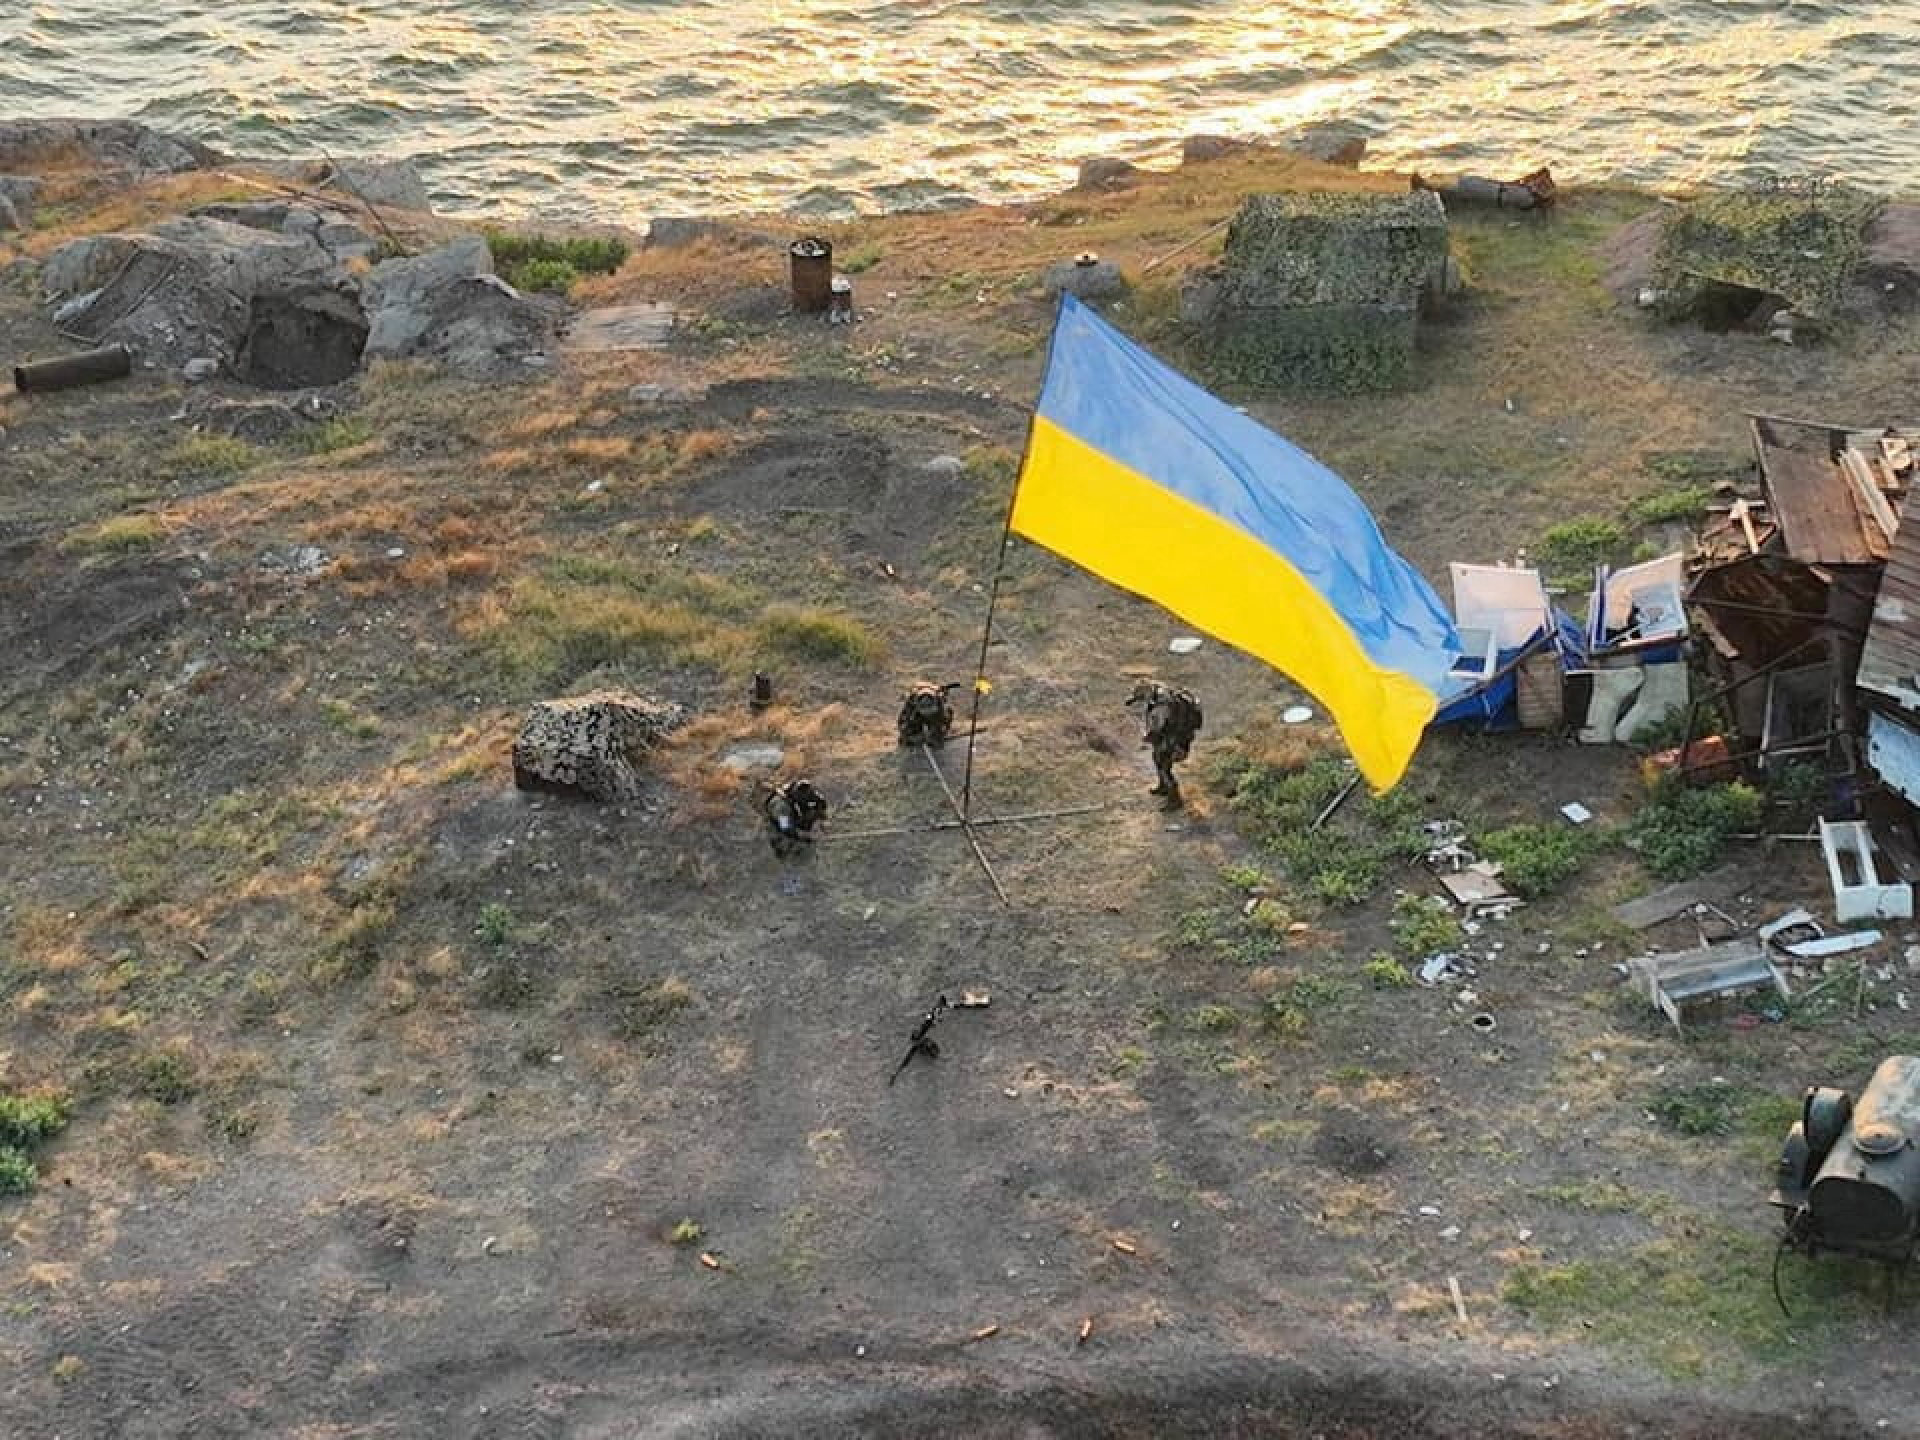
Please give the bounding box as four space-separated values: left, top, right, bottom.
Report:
789 237 833 313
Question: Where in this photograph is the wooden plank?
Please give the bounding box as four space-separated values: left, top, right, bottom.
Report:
1841 448 1898 544
1612 864 1749 930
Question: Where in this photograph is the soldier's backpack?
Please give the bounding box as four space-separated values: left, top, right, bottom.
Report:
1174 689 1202 738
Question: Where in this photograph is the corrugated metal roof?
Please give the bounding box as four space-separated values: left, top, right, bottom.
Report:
1751 414 1887 565
1859 482 1920 711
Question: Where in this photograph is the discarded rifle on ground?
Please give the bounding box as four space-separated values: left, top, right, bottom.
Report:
888 994 951 1086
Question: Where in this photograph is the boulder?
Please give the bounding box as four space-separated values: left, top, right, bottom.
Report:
1281 123 1369 168
0 175 41 231
1075 156 1140 192
1042 255 1128 301
314 157 434 213
40 216 362 381
0 118 216 176
512 691 686 802
362 237 558 369
1181 135 1251 165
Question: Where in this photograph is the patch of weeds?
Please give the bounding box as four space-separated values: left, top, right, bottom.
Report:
1629 698 1727 754
1503 1228 1888 1378
756 605 884 667
1108 1045 1148 1078
295 417 374 456
1186 1003 1241 1033
0 1092 72 1150
476 902 516 949
838 242 884 274
1647 1080 1738 1136
1213 751 1419 907
207 1105 260 1144
1478 823 1597 899
0 1147 38 1195
668 1218 703 1246
311 899 396 987
319 697 381 738
59 513 168 556
1625 779 1764 879
485 231 628 293
1389 894 1459 959
1220 862 1270 892
1538 516 1625 575
1767 758 1829 822
1532 1179 1666 1216
1625 485 1713 526
1363 952 1413 989
607 975 694 1044
132 1050 196 1105
1259 971 1349 1040
161 433 259 478
473 952 536 1009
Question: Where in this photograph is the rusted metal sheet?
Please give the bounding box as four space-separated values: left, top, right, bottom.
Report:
1857 484 1920 713
1752 414 1887 565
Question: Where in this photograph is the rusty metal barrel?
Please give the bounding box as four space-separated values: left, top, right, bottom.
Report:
789 237 833 313
13 344 133 394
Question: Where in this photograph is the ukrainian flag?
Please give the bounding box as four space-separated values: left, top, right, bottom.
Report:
1010 295 1459 791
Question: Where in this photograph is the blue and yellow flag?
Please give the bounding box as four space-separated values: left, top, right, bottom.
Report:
1010 295 1459 791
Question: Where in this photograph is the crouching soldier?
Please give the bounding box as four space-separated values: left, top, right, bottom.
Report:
897 681 960 747
763 778 829 857
1125 680 1203 808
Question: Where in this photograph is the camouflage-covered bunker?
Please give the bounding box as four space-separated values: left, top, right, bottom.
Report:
1183 189 1451 391
1651 182 1883 336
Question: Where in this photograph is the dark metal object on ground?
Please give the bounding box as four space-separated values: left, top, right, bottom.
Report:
13 344 133 394
1773 1056 1920 1275
789 237 833 313
888 994 952 1086
897 681 960 747
750 672 774 711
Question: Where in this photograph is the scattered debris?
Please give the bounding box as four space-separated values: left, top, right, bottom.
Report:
1077 1315 1095 1347
1626 937 1791 1032
1783 929 1883 960
12 344 132 394
967 1324 999 1343
888 994 952 1086
1559 801 1593 825
1415 167 1556 212
955 991 991 1009
1417 953 1473 987
1281 704 1314 724
1168 635 1203 655
698 1251 722 1270
1110 1238 1137 1256
1820 817 1914 922
1447 1275 1471 1324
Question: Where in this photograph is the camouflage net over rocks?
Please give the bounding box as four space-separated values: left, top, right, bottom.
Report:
1187 190 1448 391
511 691 686 802
1652 181 1884 324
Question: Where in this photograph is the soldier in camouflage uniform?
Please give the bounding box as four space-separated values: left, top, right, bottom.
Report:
1125 680 1203 808
896 681 960 747
763 778 829 857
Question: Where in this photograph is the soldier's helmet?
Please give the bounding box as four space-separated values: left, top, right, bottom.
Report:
1124 679 1162 708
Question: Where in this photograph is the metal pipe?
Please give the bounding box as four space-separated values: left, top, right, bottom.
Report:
14 344 133 394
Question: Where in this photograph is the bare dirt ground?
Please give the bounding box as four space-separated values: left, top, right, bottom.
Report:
3 151 1920 1438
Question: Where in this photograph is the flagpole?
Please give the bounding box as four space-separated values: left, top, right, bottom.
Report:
959 293 1067 821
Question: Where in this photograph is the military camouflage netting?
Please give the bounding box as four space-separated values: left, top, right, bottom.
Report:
1652 182 1884 323
1214 190 1450 311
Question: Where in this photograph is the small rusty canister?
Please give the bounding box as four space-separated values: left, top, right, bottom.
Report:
789 237 833 313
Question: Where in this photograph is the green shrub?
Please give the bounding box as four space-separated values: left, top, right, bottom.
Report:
669 1218 703 1245
1479 823 1595 899
486 231 629 294
1626 781 1764 879
476 902 516 949
1363 953 1414 989
295 418 374 456
1538 516 1626 574
0 1146 37 1195
1187 1003 1241 1033
1390 893 1460 959
0 1092 71 1150
1648 1082 1736 1137
133 1051 196 1105
1626 485 1713 526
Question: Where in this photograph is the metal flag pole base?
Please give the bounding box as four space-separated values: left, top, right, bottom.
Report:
922 746 1011 906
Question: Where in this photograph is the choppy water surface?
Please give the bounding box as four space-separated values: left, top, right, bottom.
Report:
1 2 1914 222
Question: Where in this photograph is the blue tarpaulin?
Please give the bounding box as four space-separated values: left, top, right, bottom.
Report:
1433 609 1586 731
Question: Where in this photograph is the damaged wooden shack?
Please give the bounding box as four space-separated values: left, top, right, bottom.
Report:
1683 415 1920 907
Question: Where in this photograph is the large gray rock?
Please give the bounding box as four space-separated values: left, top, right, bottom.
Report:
1281 122 1369 168
40 216 362 381
0 118 216 175
1042 255 1128 301
1075 156 1140 192
361 235 557 367
0 175 41 231
315 156 434 213
1181 135 1251 165
512 691 686 802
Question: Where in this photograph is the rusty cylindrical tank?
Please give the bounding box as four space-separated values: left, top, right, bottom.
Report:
1806 1056 1920 1259
13 344 134 394
789 237 833 313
